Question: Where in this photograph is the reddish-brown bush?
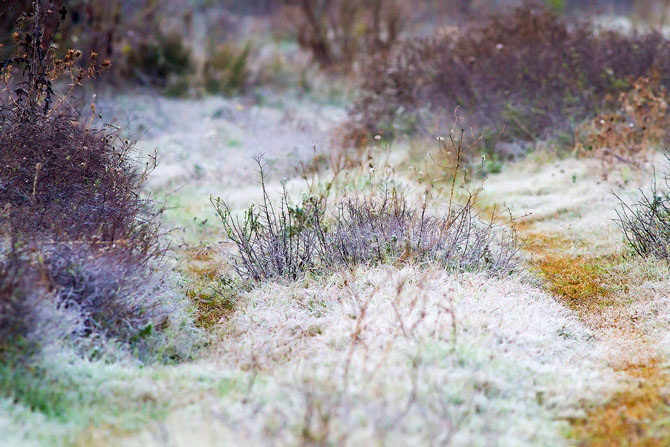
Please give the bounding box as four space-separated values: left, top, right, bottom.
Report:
0 0 160 259
574 76 670 170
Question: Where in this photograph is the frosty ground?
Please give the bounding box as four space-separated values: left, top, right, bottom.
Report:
3 85 668 446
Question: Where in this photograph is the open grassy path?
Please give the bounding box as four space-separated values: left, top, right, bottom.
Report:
484 155 670 446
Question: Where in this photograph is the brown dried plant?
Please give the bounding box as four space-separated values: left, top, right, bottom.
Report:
575 76 670 170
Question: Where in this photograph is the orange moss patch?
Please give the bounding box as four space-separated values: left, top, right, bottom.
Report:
570 360 670 447
525 231 623 316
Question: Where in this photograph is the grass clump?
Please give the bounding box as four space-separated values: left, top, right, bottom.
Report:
203 42 251 96
126 32 193 91
352 2 670 147
181 249 240 329
327 195 518 273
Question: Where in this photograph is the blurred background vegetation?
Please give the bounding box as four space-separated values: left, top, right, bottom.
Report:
2 0 669 97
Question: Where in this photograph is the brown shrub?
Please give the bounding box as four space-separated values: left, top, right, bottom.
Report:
352 3 670 146
0 1 183 358
0 115 161 260
1 0 160 253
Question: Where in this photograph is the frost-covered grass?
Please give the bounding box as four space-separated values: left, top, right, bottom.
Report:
0 350 241 447
5 137 670 447
482 152 670 443
7 51 670 446
7 120 670 447
98 91 344 191
114 264 619 447
58 134 669 447
481 153 670 348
